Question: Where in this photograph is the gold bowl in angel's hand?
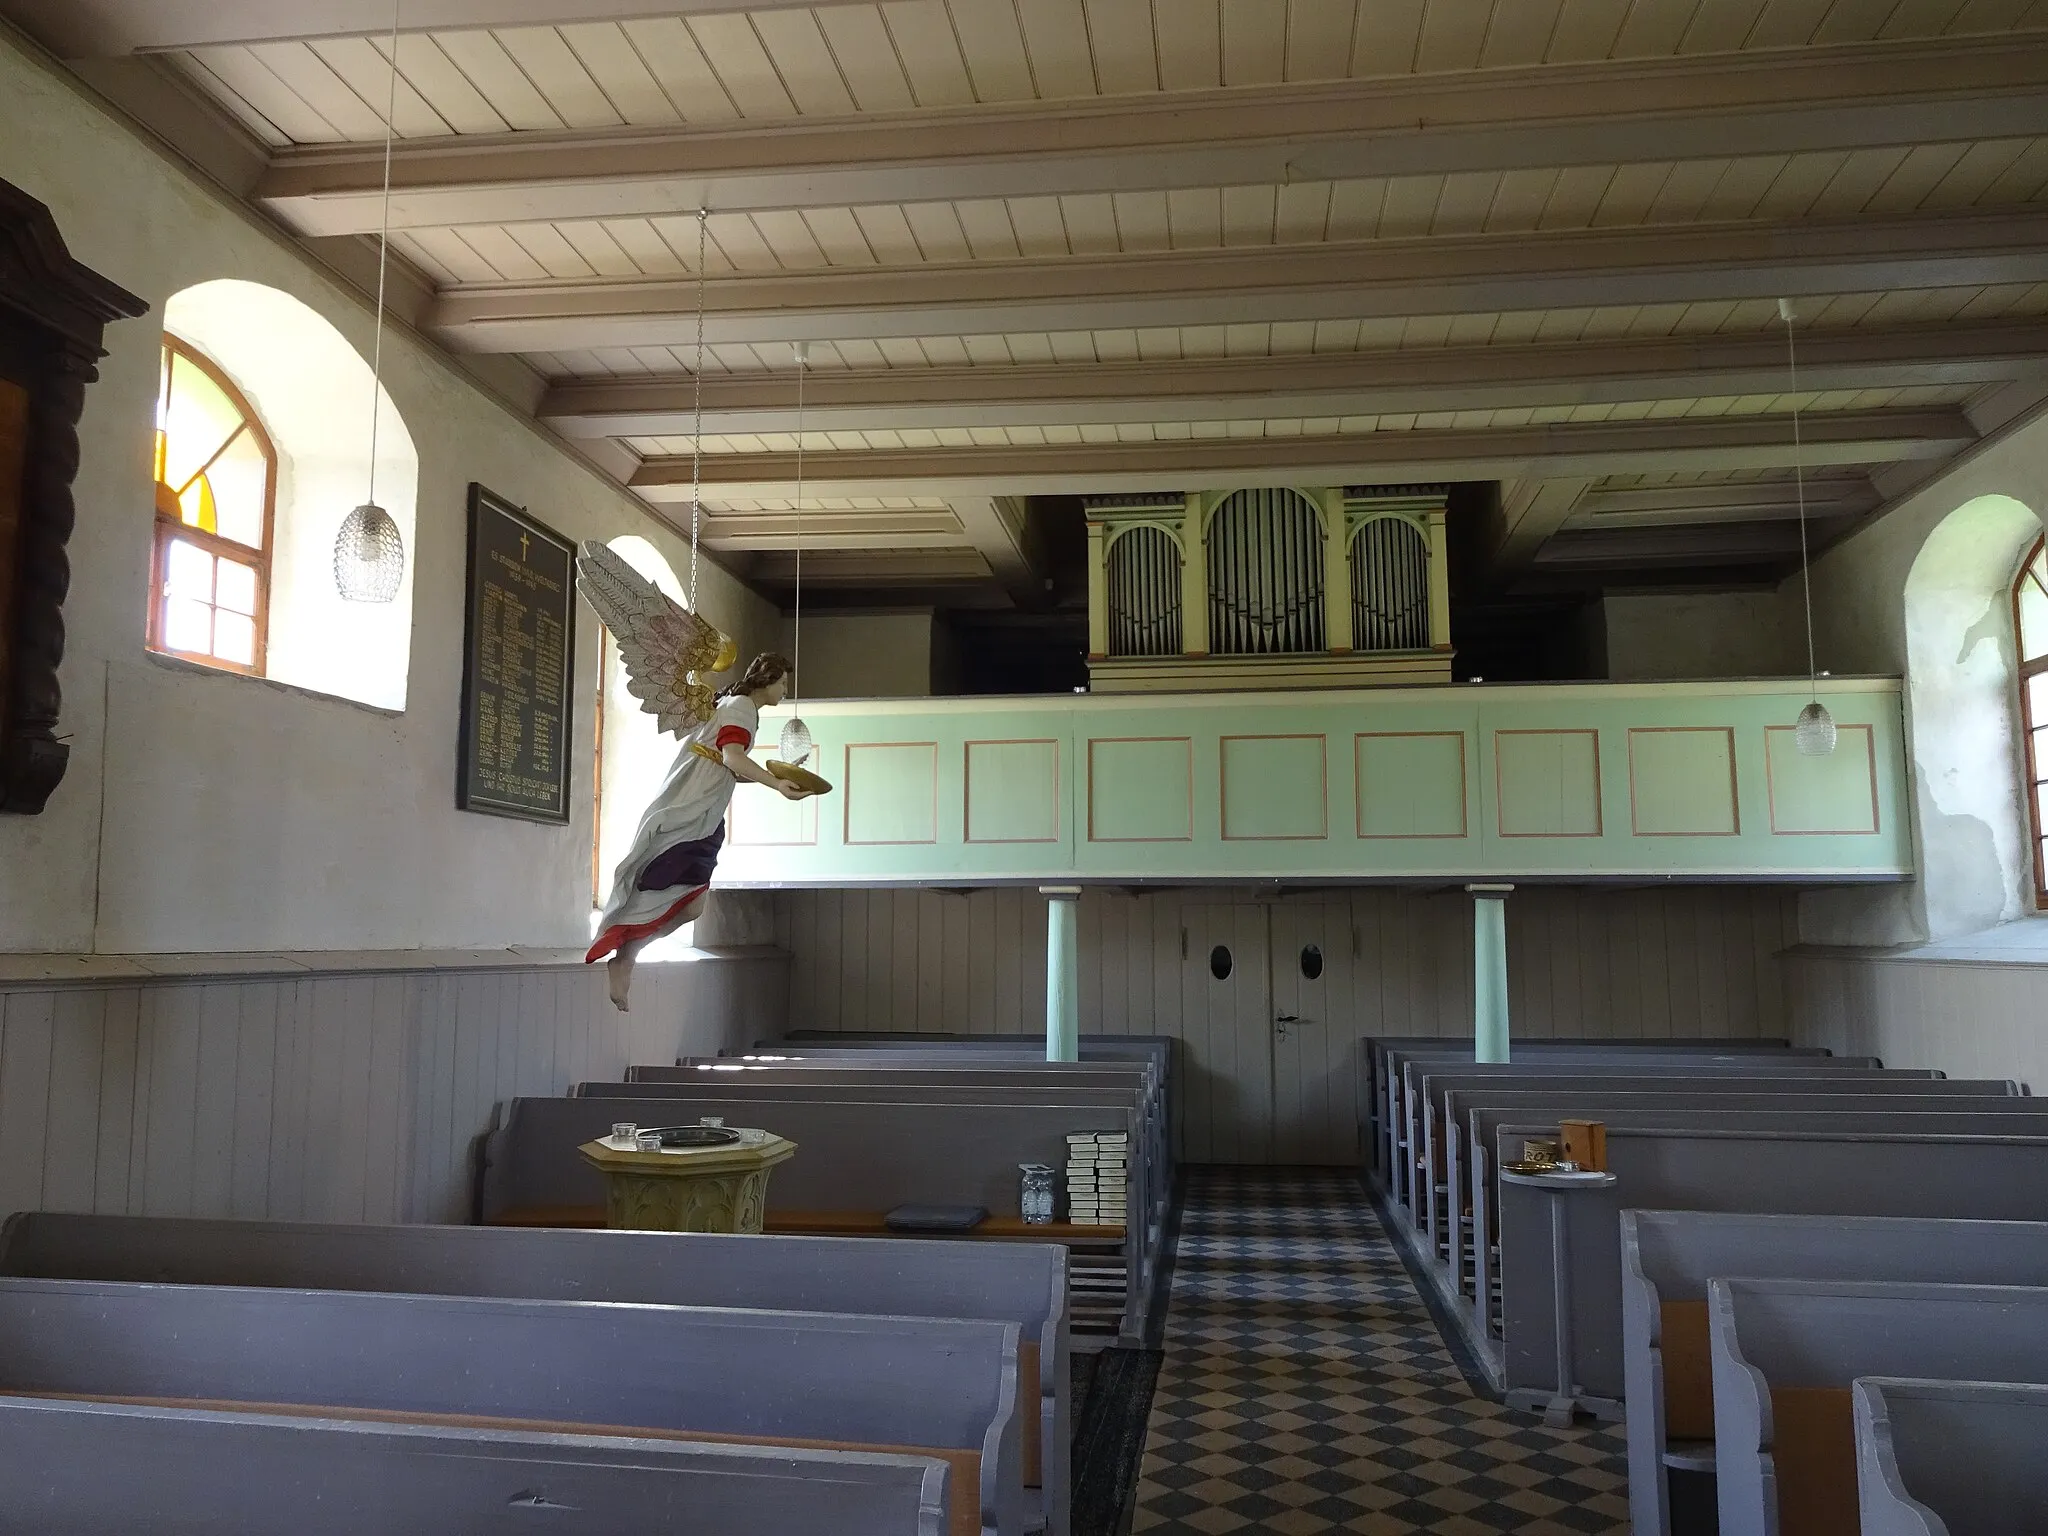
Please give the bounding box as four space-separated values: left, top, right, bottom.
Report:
767 761 833 795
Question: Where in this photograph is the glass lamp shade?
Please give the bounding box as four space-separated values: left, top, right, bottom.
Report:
1794 699 1838 757
778 716 814 766
334 502 405 604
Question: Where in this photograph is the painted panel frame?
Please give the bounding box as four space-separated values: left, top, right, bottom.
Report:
1087 736 1195 844
1628 726 1741 837
843 741 941 847
1494 728 1604 839
1765 723 1882 836
1354 730 1470 840
964 738 1062 845
1218 733 1328 841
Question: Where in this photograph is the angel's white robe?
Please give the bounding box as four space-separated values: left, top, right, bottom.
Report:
586 694 757 962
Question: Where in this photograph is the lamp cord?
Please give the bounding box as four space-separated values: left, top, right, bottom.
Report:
367 0 399 508
689 208 706 610
793 345 805 703
1786 309 1818 702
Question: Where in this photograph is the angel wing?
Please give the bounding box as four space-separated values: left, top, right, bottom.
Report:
575 541 737 737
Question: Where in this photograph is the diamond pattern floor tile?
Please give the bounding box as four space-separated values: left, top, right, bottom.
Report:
1129 1168 1628 1535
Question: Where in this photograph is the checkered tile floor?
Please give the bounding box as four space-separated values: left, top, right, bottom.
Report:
1130 1167 1629 1535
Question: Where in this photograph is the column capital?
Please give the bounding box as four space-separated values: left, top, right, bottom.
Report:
1039 885 1083 900
1465 883 1515 896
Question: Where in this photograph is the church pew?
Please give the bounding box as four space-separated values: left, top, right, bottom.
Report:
0 1277 1022 1536
1359 1036 1803 1179
1854 1377 2048 1536
1619 1212 2048 1536
479 1094 1151 1346
1367 1038 1822 1184
0 1211 1069 1536
1395 1057 1909 1220
1382 1048 1880 1198
1490 1126 2048 1409
0 1395 954 1536
1709 1279 2048 1536
1451 1091 2047 1312
601 1069 1167 1256
1424 1075 2013 1269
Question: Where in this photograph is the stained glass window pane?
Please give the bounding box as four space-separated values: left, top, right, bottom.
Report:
207 429 267 549
212 611 256 666
2019 557 2048 663
163 596 212 654
158 354 242 493
214 558 258 616
164 539 214 599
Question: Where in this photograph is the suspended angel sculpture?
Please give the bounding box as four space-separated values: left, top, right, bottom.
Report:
576 541 824 1012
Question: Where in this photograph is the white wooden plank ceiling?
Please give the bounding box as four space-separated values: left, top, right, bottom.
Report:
19 0 2048 597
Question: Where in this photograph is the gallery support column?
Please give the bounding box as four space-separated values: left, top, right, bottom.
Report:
1043 886 1082 1063
1468 883 1513 1063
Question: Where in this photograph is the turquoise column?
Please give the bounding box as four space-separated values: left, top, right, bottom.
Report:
1043 886 1081 1063
1468 883 1513 1063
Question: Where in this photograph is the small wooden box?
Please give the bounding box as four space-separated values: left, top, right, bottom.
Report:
1560 1119 1607 1171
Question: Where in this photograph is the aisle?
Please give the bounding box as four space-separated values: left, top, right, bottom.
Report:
1129 1168 1628 1535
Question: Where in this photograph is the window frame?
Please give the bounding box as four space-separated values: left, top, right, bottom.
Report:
147 336 278 677
2015 534 2048 910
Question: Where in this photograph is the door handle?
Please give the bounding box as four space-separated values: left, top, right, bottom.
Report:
1275 1014 1311 1024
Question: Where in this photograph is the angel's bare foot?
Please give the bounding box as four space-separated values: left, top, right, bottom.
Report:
607 948 637 1012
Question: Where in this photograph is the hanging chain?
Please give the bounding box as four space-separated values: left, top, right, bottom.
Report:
688 207 707 611
366 0 400 507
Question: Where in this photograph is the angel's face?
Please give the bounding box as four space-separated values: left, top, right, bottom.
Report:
757 675 790 706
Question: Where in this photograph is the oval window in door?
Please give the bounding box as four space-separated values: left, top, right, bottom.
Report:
1300 943 1324 981
1209 945 1233 981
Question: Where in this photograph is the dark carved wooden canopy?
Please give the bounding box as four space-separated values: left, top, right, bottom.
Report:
0 179 148 814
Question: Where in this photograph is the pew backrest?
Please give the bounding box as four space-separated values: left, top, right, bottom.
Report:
1709 1279 2048 1536
1855 1377 2048 1536
1619 1211 2048 1536
0 1209 1068 1517
1493 1127 2048 1405
0 1277 1023 1536
0 1396 954 1536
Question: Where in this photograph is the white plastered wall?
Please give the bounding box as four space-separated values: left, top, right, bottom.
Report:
0 32 778 955
1794 417 2048 946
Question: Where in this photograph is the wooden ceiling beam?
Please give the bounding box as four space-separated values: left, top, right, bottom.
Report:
539 318 2048 437
432 208 2048 353
242 35 2048 236
628 408 1974 500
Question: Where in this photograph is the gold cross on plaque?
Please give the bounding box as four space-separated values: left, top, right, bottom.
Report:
519 532 531 563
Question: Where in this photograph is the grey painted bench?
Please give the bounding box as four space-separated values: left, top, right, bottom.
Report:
1709 1279 2048 1536
0 1210 1068 1536
479 1094 1149 1346
0 1395 953 1536
0 1276 1021 1536
594 1072 1165 1260
1359 1036 1803 1178
1855 1377 2048 1536
1442 1086 2039 1308
1368 1040 1822 1184
1492 1127 2048 1409
1618 1211 2048 1536
1396 1058 1909 1220
1465 1105 2048 1340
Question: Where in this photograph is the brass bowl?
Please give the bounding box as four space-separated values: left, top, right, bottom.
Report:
768 760 833 795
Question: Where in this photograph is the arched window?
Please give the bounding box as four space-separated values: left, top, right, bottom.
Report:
2016 535 2048 907
149 337 276 673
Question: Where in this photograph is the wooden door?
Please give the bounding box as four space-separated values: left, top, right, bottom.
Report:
1270 903 1359 1164
1178 905 1273 1163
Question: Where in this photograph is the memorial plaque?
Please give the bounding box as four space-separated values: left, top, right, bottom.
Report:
457 484 575 822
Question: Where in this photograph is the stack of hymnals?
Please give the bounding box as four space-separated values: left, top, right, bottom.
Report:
1064 1131 1130 1227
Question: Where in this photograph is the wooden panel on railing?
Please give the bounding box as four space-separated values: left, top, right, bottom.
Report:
719 679 1912 886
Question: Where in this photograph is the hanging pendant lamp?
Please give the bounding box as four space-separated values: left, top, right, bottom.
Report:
335 0 407 604
1780 297 1835 756
779 341 814 767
